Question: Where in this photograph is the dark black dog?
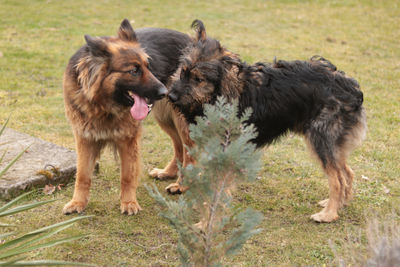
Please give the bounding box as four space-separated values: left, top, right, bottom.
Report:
167 20 367 222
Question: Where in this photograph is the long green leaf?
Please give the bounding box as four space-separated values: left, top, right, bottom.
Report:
0 260 96 266
0 223 15 227
14 224 73 250
0 215 92 251
0 232 40 252
0 257 26 266
0 232 14 239
0 191 35 214
0 199 56 217
0 148 7 164
0 145 30 178
0 116 10 136
0 141 12 147
27 215 93 235
0 234 89 259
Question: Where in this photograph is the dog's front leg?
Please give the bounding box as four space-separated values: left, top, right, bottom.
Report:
150 100 182 180
63 135 100 214
165 117 194 194
117 136 142 215
149 123 182 180
165 145 192 194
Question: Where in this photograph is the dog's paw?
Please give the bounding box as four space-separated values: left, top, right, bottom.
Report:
120 201 142 215
318 198 329 208
165 183 188 194
63 200 87 214
310 210 338 223
149 168 177 180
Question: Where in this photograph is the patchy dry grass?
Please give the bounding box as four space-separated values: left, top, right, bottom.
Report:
0 0 399 265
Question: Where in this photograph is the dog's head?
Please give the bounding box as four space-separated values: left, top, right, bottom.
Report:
76 19 167 120
168 20 241 123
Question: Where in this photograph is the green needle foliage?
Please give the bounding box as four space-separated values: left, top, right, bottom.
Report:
147 97 263 266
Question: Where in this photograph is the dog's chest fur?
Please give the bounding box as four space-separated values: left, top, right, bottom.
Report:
64 89 140 142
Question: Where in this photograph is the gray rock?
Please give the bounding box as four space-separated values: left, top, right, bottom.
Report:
0 128 77 199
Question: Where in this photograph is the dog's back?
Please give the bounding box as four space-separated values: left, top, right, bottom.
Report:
271 56 363 112
136 28 192 84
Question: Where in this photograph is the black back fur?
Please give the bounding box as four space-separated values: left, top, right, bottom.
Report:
168 20 366 168
135 28 192 84
237 57 363 146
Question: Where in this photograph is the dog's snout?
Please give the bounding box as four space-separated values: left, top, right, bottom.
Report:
157 86 168 98
168 92 178 103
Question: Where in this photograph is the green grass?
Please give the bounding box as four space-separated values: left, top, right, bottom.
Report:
1 0 399 265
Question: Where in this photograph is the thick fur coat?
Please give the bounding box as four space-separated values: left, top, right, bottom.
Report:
167 20 367 222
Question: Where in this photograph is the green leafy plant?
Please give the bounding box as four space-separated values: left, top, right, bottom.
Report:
0 117 95 266
0 191 94 266
147 97 263 266
0 116 29 178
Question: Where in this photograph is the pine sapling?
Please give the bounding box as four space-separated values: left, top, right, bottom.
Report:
147 97 263 266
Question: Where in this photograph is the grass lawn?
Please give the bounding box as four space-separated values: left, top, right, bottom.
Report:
1 0 399 265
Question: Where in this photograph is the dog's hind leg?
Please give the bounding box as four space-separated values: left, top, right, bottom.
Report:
318 158 353 209
343 163 354 204
63 135 102 214
304 116 347 222
312 151 357 221
310 106 366 222
318 167 353 208
311 163 347 222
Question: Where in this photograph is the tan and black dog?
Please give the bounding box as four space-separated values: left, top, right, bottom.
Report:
63 19 191 215
166 20 367 223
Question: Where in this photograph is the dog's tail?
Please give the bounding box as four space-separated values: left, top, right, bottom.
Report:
310 55 338 72
311 55 364 111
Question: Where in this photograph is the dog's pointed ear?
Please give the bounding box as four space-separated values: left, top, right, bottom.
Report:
84 35 109 57
118 19 137 42
191 19 206 42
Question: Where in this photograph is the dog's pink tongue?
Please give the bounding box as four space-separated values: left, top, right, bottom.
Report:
130 93 148 121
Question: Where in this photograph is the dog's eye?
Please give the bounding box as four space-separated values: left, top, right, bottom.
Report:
129 65 140 76
194 76 204 83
